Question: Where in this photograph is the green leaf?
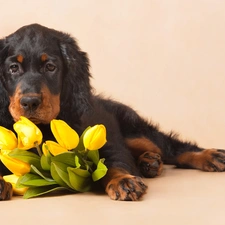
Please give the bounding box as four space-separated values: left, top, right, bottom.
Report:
17 173 57 187
74 154 90 171
40 154 51 171
51 151 76 167
87 150 99 165
30 165 53 182
8 149 40 160
67 167 91 192
69 167 91 178
23 185 75 199
76 152 90 169
8 149 41 170
92 158 108 181
75 155 81 168
51 162 73 189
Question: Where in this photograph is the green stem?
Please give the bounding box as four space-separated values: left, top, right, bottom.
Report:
35 142 42 157
83 148 89 160
84 149 94 173
76 149 93 173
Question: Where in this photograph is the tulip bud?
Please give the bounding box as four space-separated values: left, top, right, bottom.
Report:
0 154 31 176
13 116 43 150
43 141 68 156
83 124 107 150
0 126 17 150
50 120 79 150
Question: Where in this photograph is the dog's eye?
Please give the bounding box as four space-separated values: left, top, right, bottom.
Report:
45 63 56 72
9 64 19 74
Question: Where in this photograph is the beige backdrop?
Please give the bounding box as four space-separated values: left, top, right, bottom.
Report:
1 0 225 148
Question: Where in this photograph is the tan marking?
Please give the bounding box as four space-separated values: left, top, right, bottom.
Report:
17 54 23 63
125 137 162 158
41 53 48 62
9 84 60 124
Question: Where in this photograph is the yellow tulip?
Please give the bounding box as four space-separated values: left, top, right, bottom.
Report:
83 124 107 150
13 116 43 150
3 174 28 195
0 153 31 176
50 119 79 150
43 141 68 156
0 126 17 150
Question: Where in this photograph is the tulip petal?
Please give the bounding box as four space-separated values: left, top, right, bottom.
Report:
83 124 107 150
0 126 17 150
0 154 31 176
13 116 43 150
44 141 68 156
50 120 79 150
8 149 41 170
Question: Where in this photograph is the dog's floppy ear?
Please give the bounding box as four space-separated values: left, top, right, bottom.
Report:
0 39 3 49
0 38 9 71
0 39 3 74
0 38 4 50
0 38 5 68
0 38 14 128
0 38 8 56
0 38 9 85
0 38 8 81
59 34 93 118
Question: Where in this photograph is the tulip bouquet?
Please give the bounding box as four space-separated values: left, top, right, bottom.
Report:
0 117 108 199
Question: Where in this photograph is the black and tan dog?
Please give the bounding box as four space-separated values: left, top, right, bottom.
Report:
0 24 225 201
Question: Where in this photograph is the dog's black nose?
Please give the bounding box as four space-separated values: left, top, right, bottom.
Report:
20 96 41 111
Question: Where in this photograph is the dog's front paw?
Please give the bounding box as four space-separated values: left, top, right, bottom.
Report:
105 175 147 201
0 177 13 200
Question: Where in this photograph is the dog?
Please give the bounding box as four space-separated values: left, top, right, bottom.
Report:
0 24 225 201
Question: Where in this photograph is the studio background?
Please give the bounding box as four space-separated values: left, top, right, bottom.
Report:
1 0 225 148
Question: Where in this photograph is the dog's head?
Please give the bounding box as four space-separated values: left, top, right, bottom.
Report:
0 24 92 125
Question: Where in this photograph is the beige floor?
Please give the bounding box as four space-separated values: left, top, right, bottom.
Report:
1 165 225 225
